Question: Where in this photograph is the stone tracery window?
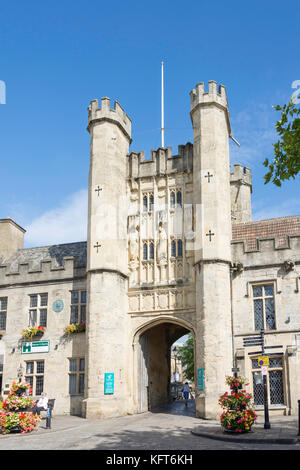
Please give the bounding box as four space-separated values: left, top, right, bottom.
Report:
143 241 154 260
171 239 183 258
170 191 175 209
177 191 182 207
149 194 154 212
149 242 154 259
178 239 183 257
143 193 154 213
170 188 182 210
143 195 148 212
143 243 148 260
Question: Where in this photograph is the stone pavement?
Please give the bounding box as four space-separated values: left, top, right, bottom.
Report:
192 414 300 445
0 400 300 450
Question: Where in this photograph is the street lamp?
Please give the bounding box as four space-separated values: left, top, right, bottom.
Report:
173 346 178 382
17 363 23 383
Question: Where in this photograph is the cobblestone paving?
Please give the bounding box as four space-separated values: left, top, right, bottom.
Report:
0 400 299 451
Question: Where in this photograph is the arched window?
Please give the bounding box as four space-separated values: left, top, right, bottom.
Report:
149 242 154 259
143 195 148 212
178 239 183 257
171 240 176 257
149 194 154 212
143 243 148 260
177 191 182 207
170 191 175 209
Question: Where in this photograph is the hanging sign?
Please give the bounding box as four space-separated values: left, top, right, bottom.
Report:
104 373 114 395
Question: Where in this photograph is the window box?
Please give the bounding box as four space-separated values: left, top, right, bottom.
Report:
63 323 86 336
21 326 45 340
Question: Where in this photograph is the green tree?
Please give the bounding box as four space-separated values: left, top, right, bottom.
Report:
177 333 194 381
263 98 300 186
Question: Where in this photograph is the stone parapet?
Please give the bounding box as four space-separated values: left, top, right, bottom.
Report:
230 164 252 188
87 97 132 142
232 216 300 252
0 257 86 286
190 80 228 111
0 242 87 286
127 143 193 178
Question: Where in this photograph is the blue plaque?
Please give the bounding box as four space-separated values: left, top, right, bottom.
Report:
197 368 204 391
104 373 114 395
53 299 64 313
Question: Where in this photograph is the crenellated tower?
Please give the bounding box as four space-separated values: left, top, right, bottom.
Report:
83 97 132 418
190 81 233 419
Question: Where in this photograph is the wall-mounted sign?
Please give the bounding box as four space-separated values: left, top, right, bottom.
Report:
53 299 64 313
258 356 269 367
261 366 268 376
104 373 114 395
22 341 50 354
197 367 204 391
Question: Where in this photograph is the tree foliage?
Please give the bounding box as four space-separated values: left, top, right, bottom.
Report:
263 98 300 186
177 333 194 381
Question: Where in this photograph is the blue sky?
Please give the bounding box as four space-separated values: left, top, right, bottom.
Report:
0 0 300 247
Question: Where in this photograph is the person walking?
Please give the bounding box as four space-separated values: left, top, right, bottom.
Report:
183 382 190 407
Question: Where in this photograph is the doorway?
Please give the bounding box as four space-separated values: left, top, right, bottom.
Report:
137 320 194 413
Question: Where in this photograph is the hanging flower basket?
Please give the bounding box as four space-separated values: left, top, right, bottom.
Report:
2 394 35 411
21 326 45 340
10 381 32 396
219 376 257 433
63 323 86 336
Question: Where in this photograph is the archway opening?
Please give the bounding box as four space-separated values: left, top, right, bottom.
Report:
137 320 195 414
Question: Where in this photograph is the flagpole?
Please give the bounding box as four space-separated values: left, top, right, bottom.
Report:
161 61 164 148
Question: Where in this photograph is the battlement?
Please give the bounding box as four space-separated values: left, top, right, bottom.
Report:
190 80 228 112
0 242 87 286
127 143 193 178
87 97 132 141
0 257 86 286
232 216 300 257
230 164 252 188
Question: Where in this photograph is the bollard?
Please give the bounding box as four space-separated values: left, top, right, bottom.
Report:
46 406 52 429
298 400 300 436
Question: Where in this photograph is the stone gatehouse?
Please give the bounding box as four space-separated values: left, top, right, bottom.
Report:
0 80 300 419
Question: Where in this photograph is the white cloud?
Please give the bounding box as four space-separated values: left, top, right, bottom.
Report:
24 189 88 247
252 198 300 222
230 102 278 168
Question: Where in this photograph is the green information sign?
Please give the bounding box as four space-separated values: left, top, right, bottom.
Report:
22 341 50 354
